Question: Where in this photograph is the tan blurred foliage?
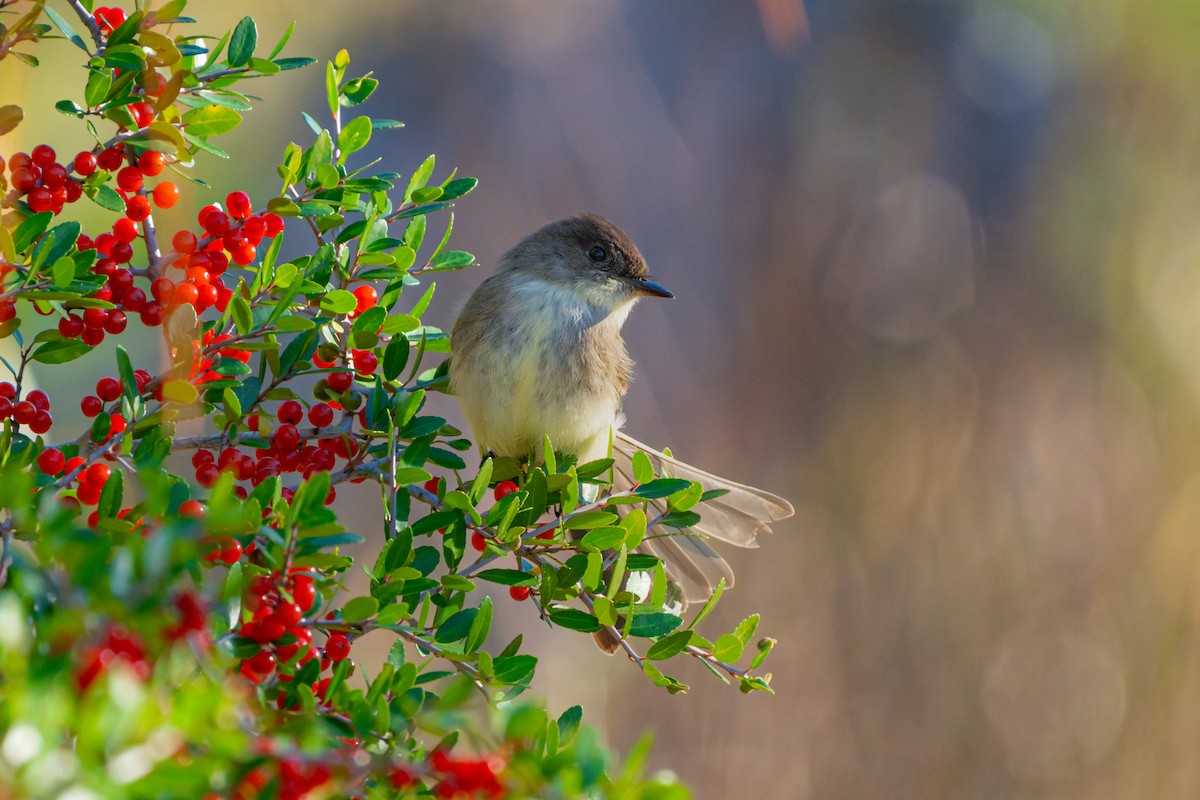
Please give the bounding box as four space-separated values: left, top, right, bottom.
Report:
9 0 1200 797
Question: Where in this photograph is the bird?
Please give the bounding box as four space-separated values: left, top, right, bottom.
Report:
449 213 793 629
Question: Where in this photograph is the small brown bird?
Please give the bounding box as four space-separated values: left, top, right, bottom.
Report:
450 214 793 623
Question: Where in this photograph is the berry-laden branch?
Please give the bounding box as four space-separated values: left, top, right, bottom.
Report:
0 3 771 798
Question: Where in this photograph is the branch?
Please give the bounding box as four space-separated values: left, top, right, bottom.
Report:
65 0 104 54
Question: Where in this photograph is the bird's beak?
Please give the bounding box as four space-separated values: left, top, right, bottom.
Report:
628 276 674 299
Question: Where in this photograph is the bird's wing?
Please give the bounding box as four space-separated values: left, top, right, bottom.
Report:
608 432 793 605
612 432 794 546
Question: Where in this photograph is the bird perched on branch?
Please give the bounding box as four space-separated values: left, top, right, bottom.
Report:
450 214 793 642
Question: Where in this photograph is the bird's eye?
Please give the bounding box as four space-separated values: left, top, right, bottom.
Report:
588 245 608 262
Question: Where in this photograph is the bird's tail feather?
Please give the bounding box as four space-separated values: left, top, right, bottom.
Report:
610 432 794 603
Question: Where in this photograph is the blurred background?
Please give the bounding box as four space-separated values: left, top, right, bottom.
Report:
9 0 1200 797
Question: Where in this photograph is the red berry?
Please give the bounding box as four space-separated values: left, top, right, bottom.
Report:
263 213 285 237
64 181 83 203
225 190 252 219
83 463 111 488
81 395 103 417
31 144 56 167
97 147 124 171
423 477 442 495
76 481 102 506
112 217 138 243
125 195 151 222
137 151 165 176
109 240 134 264
73 151 97 175
273 423 301 451
121 287 146 312
230 243 256 266
327 372 353 393
179 499 205 518
471 531 487 551
152 181 179 208
83 308 108 330
116 166 143 193
494 481 519 501
509 585 532 602
0 301 14 323
26 390 50 411
140 301 165 327
81 327 105 346
37 447 65 476
27 187 54 213
58 314 85 338
150 277 174 303
173 281 199 308
108 413 127 437
12 401 36 425
30 411 52 434
103 310 128 335
41 163 68 187
277 400 303 425
95 377 122 401
352 350 377 374
195 463 219 487
325 633 350 661
352 285 377 312
11 168 39 193
203 210 230 236
308 402 334 428
129 102 153 129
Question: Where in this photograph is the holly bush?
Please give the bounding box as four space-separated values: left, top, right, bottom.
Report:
0 3 774 798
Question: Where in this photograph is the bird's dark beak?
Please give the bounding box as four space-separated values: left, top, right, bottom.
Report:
628 276 674 299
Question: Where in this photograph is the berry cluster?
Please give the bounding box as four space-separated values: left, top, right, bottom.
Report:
0 382 53 435
75 625 149 691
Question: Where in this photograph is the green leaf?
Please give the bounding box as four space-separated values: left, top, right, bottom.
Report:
475 569 538 587
557 705 583 745
13 212 52 254
580 526 626 550
44 6 89 52
688 577 725 629
342 596 379 624
440 177 478 201
274 56 317 71
337 116 372 159
732 614 760 646
429 250 474 271
592 596 617 627
631 451 654 485
549 608 601 633
86 184 125 212
341 76 378 106
183 105 243 137
465 596 492 654
492 654 537 685
350 306 385 348
97 469 124 519
85 67 113 108
646 629 693 661
628 611 684 639
634 478 693 499
711 633 744 663
434 607 476 644
404 154 435 202
31 338 91 364
55 100 86 118
750 637 775 670
563 511 617 531
468 458 493 506
382 336 409 381
227 16 258 67
320 289 357 315
51 257 75 287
